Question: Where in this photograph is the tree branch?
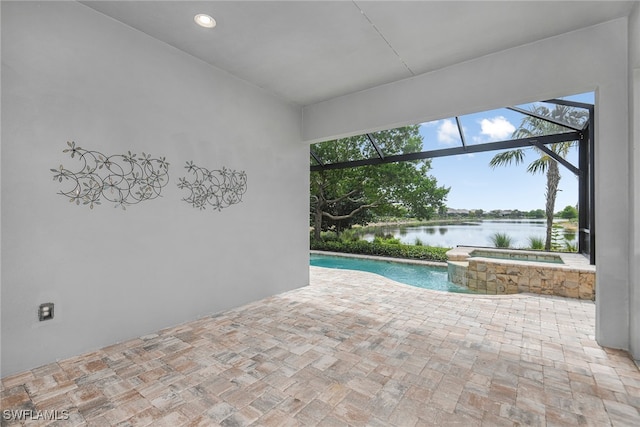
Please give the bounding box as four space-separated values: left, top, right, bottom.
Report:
322 201 379 221
326 189 359 204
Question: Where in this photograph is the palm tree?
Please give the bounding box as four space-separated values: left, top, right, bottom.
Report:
489 105 587 251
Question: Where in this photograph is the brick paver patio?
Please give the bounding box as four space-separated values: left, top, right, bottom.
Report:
2 266 639 426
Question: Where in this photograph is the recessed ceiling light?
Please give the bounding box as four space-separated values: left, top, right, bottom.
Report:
194 14 216 29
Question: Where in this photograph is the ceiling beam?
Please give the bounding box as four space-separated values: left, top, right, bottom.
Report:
531 141 582 177
366 133 385 159
310 149 324 167
310 131 582 171
455 116 467 150
507 106 584 132
544 98 593 110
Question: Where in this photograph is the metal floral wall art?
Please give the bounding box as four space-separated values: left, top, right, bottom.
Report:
51 141 170 209
177 161 247 211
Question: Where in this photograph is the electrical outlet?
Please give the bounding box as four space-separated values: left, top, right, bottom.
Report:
39 303 54 321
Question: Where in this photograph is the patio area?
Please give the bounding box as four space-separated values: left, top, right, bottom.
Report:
2 267 639 426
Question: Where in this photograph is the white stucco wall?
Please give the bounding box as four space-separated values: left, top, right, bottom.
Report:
303 19 633 356
1 1 308 376
629 2 640 361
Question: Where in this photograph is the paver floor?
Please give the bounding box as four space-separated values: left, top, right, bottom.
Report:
2 266 640 426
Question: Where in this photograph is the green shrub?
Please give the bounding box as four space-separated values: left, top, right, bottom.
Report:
339 229 360 242
490 232 512 248
373 236 401 245
551 225 564 251
310 239 449 262
414 238 424 246
528 236 545 250
319 231 339 242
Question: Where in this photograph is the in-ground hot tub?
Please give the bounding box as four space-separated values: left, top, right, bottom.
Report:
447 246 595 299
466 249 564 264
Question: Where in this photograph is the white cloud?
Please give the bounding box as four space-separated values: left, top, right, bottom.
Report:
437 119 460 145
479 116 515 140
420 120 439 128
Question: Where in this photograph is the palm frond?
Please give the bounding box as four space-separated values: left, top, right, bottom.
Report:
526 158 549 174
489 149 525 169
551 141 577 157
512 126 535 140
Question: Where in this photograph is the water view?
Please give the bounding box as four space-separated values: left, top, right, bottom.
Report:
362 219 577 249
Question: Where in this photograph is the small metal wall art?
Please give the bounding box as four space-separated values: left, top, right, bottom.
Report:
177 161 247 211
51 141 170 209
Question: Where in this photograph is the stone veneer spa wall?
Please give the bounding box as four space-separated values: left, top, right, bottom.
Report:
447 247 596 300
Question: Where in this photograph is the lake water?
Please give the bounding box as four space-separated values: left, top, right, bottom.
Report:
362 219 577 249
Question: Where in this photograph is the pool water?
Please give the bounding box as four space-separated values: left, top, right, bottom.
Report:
310 254 477 294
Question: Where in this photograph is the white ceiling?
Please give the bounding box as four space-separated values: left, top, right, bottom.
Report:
81 1 636 106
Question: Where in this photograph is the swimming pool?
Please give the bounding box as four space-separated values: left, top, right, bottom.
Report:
310 253 477 294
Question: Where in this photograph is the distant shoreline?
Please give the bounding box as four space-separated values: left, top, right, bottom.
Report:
356 217 577 231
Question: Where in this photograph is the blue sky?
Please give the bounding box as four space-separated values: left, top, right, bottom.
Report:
419 92 594 212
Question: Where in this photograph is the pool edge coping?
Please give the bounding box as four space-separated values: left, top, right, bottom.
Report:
310 250 448 268
309 264 541 300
